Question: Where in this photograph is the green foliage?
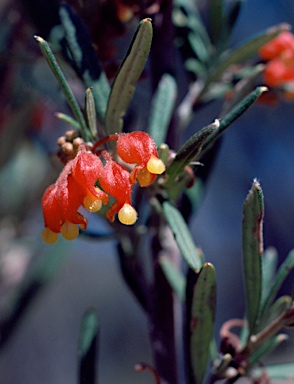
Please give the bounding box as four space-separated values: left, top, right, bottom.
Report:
242 179 264 336
105 18 153 135
189 263 216 384
27 3 294 384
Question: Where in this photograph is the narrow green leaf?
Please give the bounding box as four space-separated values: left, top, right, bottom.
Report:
105 18 152 135
85 88 97 139
249 333 288 365
260 295 292 330
242 179 264 335
202 86 268 153
159 256 186 301
201 23 290 96
162 200 203 272
260 249 294 323
254 362 294 380
55 112 80 129
208 0 223 46
190 263 216 384
148 74 177 146
261 247 278 305
59 4 110 122
164 120 219 188
35 35 90 141
173 0 212 63
78 308 99 384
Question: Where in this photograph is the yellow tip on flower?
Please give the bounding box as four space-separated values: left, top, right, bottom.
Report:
147 155 165 175
60 222 79 240
83 190 103 212
118 204 138 225
42 227 59 244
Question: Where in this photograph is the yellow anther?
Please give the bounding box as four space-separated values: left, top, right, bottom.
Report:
83 190 103 212
42 227 59 244
137 167 154 187
61 221 79 240
118 204 138 225
147 155 165 175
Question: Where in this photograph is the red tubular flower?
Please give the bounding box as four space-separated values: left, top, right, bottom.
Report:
99 151 137 225
42 145 108 244
116 132 165 187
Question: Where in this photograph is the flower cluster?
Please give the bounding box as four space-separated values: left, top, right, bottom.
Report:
259 31 294 96
41 132 165 244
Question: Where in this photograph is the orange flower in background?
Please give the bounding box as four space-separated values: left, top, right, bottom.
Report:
259 31 294 60
99 151 138 225
117 132 165 186
259 31 294 89
42 146 108 244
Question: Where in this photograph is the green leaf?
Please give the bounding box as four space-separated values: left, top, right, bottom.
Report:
59 4 110 122
105 18 152 135
162 200 203 272
173 0 212 66
254 362 294 380
190 263 216 384
55 112 80 129
208 0 223 46
260 295 292 330
85 88 97 139
242 179 264 335
78 308 99 384
148 74 177 146
260 249 294 323
164 120 219 188
201 23 290 96
35 36 90 141
249 333 288 365
261 247 278 305
202 86 268 154
159 256 186 301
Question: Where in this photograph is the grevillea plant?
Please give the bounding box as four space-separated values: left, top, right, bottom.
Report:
5 2 294 383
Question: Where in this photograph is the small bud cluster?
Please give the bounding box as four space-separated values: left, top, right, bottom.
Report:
57 130 85 164
42 131 165 244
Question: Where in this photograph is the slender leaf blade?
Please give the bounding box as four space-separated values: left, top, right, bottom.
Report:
260 249 294 323
201 23 290 95
164 120 219 188
254 363 294 380
35 35 90 141
202 86 267 153
105 18 152 134
148 74 177 146
190 263 216 384
59 4 110 122
242 179 264 335
159 256 186 301
261 247 278 305
162 200 203 272
85 87 97 139
78 308 99 384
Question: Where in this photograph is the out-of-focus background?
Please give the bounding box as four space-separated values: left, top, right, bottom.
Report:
0 1 294 383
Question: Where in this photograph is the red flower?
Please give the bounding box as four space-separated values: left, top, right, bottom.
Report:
99 151 137 225
116 132 165 186
259 31 294 88
263 56 294 87
42 145 108 243
259 31 294 61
